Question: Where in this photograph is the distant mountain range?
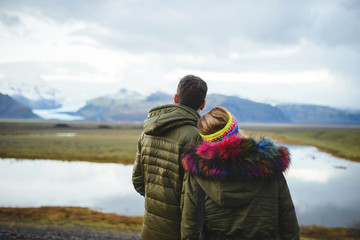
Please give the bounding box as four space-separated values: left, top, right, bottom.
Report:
76 90 171 121
203 94 290 123
1 88 359 125
74 90 360 125
277 104 360 125
0 93 39 119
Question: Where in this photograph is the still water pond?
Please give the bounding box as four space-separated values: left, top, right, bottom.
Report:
0 160 144 216
0 144 359 227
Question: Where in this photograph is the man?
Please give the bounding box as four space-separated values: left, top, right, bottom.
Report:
132 75 207 240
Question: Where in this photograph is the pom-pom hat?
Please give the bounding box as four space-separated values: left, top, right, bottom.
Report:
199 111 239 143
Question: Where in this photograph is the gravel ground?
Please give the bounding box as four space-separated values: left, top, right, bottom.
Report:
0 223 141 240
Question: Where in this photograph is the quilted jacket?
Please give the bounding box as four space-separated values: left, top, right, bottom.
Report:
132 103 202 240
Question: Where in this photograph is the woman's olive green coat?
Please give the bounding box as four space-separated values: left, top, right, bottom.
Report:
132 104 201 240
181 135 300 240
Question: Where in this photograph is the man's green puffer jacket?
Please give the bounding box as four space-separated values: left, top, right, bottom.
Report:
181 135 300 240
132 104 202 240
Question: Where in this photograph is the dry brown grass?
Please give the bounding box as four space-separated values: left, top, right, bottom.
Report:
1 207 360 239
300 225 360 240
0 207 143 230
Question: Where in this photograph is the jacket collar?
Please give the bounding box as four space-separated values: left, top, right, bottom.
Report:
143 104 200 136
181 135 290 181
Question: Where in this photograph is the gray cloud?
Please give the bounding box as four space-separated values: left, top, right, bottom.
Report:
0 12 20 26
0 0 359 109
2 0 359 52
0 61 97 78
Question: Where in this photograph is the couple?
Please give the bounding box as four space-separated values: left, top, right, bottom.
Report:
132 75 299 240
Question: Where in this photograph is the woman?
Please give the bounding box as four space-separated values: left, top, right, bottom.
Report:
181 107 299 240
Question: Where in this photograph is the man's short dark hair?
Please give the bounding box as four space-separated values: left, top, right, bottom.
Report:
177 75 207 110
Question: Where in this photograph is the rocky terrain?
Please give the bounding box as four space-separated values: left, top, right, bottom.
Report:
0 223 141 240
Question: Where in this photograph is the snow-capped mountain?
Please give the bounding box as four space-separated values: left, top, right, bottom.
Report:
106 88 145 100
0 80 62 109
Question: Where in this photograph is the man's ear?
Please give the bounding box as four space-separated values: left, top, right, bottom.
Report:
174 94 178 103
200 100 206 111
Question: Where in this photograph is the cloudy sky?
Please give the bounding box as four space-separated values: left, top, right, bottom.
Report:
0 0 359 110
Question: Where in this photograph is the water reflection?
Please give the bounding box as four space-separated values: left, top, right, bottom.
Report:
0 144 359 227
0 159 144 216
284 144 360 227
288 168 333 183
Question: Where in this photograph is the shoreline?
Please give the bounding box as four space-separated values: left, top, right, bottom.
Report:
264 134 360 163
242 127 360 163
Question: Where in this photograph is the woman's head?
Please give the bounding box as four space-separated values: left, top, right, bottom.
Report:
198 107 239 143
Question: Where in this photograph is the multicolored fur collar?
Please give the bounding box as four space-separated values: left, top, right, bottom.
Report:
181 135 290 181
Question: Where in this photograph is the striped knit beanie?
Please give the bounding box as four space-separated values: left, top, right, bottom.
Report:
199 111 239 143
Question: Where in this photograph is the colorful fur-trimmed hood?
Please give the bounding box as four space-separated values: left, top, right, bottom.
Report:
181 135 290 181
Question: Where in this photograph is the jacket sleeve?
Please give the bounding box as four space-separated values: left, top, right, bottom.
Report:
278 175 300 240
181 172 199 240
132 133 145 196
180 127 202 211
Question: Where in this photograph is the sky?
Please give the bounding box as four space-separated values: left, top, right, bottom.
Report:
0 0 359 110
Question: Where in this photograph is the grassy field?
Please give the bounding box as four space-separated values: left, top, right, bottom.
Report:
0 120 142 164
0 207 359 240
1 120 359 164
